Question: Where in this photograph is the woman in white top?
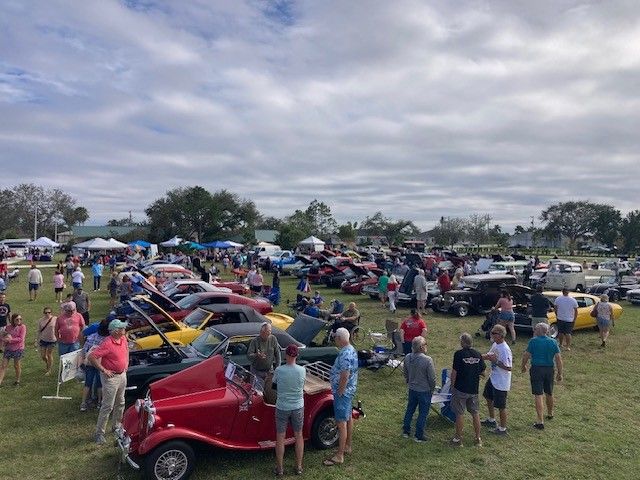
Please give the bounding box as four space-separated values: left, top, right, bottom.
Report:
595 294 613 348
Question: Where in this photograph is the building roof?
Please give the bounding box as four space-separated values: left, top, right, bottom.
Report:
71 225 140 239
255 230 279 243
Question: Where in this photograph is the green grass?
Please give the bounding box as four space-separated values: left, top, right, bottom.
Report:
1 258 639 480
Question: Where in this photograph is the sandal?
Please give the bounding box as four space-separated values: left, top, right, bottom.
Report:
323 456 344 467
273 467 284 477
295 467 303 475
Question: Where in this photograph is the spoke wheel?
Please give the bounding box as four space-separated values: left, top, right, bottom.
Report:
312 410 339 449
145 441 195 480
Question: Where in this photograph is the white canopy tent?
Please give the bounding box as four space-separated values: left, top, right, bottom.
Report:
224 240 244 247
107 238 129 249
26 236 60 248
159 236 183 247
298 236 325 252
73 237 127 250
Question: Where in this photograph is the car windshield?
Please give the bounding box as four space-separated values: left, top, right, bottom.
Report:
183 309 211 328
161 280 178 293
176 295 201 309
191 329 228 357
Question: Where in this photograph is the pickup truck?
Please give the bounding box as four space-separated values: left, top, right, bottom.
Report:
260 250 295 270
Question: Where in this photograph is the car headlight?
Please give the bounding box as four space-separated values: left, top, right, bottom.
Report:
147 412 157 430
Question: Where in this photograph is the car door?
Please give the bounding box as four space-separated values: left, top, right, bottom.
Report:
574 295 596 329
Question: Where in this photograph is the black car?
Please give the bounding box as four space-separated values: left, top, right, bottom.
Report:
321 265 371 288
125 302 338 402
431 274 519 317
586 275 640 301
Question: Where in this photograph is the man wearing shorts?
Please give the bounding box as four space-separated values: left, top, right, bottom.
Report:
272 344 306 476
27 264 43 301
481 325 512 435
450 333 486 447
521 323 563 430
325 328 358 467
554 288 578 351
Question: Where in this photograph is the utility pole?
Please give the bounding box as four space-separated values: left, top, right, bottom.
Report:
129 210 132 225
34 200 38 240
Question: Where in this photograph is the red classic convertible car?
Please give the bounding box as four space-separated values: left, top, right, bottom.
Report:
117 356 364 480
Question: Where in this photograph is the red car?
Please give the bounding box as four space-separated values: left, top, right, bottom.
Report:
116 356 364 480
341 270 382 294
212 280 250 296
175 292 273 315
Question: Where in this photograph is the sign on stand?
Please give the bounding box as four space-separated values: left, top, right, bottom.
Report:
42 349 83 400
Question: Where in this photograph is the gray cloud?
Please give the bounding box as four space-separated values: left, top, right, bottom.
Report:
1 0 639 231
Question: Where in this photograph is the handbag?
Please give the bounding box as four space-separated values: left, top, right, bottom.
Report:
590 306 598 318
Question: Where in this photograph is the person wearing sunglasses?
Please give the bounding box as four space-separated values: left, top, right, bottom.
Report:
0 313 27 386
36 307 57 375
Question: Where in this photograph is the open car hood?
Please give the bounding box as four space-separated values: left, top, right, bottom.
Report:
127 301 184 358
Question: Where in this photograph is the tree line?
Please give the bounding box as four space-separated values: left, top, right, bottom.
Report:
2 184 638 253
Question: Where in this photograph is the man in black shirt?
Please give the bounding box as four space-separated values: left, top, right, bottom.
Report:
449 332 486 447
530 286 552 328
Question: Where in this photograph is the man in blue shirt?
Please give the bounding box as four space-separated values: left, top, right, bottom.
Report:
521 322 563 430
325 328 358 467
272 344 306 476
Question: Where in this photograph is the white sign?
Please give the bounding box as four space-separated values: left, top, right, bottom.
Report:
59 349 83 383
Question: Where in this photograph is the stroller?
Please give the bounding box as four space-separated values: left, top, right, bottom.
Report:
476 310 498 339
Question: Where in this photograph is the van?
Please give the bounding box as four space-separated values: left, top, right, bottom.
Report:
544 261 586 292
487 261 530 275
253 244 282 258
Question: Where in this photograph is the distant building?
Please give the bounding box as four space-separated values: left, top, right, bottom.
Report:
508 231 564 249
57 225 142 244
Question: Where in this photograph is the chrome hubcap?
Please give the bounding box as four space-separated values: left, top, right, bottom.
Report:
155 450 188 480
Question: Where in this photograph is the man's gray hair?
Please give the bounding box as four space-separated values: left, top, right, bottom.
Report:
411 336 426 353
460 332 473 348
335 327 350 342
534 322 549 336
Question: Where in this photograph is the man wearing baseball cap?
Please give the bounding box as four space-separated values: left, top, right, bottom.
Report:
272 343 306 476
88 318 129 445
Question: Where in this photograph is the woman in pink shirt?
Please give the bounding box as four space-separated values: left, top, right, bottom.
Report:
0 313 27 386
53 269 65 303
494 290 516 344
55 301 85 355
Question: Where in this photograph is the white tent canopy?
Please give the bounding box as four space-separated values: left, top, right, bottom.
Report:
107 238 129 249
160 236 183 247
299 236 325 245
26 236 59 248
73 237 127 250
224 240 244 247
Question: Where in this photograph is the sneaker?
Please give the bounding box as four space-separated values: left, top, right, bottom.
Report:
450 438 463 447
474 438 483 447
80 402 87 412
414 437 428 443
492 428 508 436
402 432 410 439
533 423 545 430
94 434 106 445
546 415 554 420
481 418 497 428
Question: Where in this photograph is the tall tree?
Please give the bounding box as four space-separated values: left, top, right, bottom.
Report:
620 210 640 252
540 201 595 253
337 221 358 244
590 204 621 247
431 217 467 248
466 214 492 248
304 200 337 238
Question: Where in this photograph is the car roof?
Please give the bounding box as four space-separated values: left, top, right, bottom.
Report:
198 303 263 315
463 274 517 282
209 322 291 339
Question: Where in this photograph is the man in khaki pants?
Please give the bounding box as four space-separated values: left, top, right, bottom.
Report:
88 319 129 444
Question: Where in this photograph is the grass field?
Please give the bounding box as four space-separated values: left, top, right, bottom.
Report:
1 259 639 480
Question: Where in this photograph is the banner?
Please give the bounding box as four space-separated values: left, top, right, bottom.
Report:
59 349 83 383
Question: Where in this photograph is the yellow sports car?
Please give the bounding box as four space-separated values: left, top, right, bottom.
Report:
130 303 294 350
545 291 622 336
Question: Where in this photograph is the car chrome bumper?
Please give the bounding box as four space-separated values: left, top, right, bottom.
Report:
115 427 140 470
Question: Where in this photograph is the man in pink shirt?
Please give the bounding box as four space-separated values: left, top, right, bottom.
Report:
54 301 85 355
88 319 129 445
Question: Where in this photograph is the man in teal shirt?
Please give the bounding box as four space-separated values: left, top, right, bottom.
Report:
521 323 563 430
272 344 306 476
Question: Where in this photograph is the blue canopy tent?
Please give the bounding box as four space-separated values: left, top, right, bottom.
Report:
177 241 206 251
202 240 234 249
129 240 152 249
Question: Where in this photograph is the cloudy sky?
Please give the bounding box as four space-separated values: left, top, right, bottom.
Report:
1 0 639 231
